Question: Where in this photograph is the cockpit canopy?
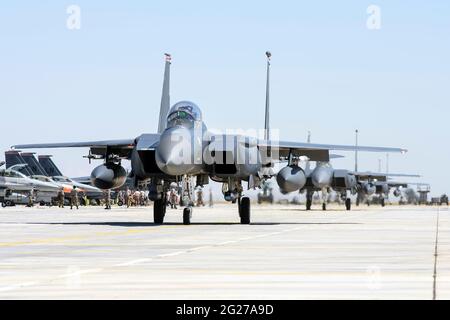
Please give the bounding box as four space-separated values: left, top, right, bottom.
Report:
0 169 27 178
167 101 202 128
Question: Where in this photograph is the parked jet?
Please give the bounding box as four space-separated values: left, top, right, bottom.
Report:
0 161 60 206
13 53 408 224
277 160 419 211
5 151 102 201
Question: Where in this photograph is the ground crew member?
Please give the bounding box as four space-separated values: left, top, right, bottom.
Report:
105 189 111 210
70 186 79 210
27 187 35 207
125 188 131 207
196 187 205 207
169 188 178 209
209 188 214 207
58 188 65 208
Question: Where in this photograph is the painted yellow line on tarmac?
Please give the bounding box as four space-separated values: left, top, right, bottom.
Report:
0 226 182 248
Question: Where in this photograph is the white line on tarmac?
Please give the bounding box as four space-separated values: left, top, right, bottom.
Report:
115 258 153 267
57 268 103 278
0 282 38 293
157 251 186 258
0 211 382 294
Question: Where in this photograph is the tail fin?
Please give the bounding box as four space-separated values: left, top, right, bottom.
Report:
5 150 33 176
264 51 271 140
38 155 63 176
157 53 171 134
20 153 48 176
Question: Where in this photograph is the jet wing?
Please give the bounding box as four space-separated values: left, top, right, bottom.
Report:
13 139 136 149
385 181 409 188
353 171 421 179
12 139 137 160
257 140 407 162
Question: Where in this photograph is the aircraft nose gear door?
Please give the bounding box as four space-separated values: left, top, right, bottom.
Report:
181 175 195 225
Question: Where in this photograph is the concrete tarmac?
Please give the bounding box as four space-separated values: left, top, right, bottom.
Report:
0 204 448 299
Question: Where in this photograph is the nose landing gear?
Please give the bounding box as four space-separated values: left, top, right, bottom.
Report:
153 198 166 224
239 196 251 224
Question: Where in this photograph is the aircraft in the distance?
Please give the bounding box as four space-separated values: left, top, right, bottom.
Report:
13 53 408 224
0 161 60 206
4 151 103 202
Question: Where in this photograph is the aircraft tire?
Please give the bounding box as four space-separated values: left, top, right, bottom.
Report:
183 207 192 225
153 199 165 224
239 197 251 224
345 198 351 211
306 198 312 211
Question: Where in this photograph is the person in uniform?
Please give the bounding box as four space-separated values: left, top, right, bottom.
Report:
105 189 111 210
27 187 35 207
126 188 132 208
196 187 205 207
58 188 65 208
209 188 214 207
70 186 79 210
169 188 178 209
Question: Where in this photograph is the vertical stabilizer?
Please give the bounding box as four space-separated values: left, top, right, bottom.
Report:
20 153 48 176
157 53 171 134
38 155 64 176
5 151 33 176
264 51 271 140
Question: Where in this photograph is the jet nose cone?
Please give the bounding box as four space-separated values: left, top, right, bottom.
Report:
155 126 198 176
312 170 332 189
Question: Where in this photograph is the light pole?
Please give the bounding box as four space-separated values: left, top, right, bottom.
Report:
386 153 389 174
355 129 359 172
264 51 271 140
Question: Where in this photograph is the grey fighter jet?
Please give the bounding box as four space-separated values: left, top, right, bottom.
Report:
13 53 407 224
354 172 421 207
0 161 60 206
5 151 103 202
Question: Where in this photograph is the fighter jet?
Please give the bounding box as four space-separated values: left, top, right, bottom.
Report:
0 161 60 206
13 53 408 224
4 151 103 201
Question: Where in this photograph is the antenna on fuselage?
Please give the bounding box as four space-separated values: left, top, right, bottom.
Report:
355 129 359 172
158 53 171 134
264 51 271 140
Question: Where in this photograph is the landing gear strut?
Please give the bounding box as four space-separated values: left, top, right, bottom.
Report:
321 188 328 211
306 190 312 211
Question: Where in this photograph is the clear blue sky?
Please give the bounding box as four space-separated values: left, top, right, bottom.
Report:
0 1 449 195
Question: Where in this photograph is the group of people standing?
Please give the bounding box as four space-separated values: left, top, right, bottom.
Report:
167 186 213 209
50 185 214 211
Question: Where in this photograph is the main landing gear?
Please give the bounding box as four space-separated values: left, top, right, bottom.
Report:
306 190 312 211
153 198 166 224
183 207 192 225
345 198 351 211
238 196 251 224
